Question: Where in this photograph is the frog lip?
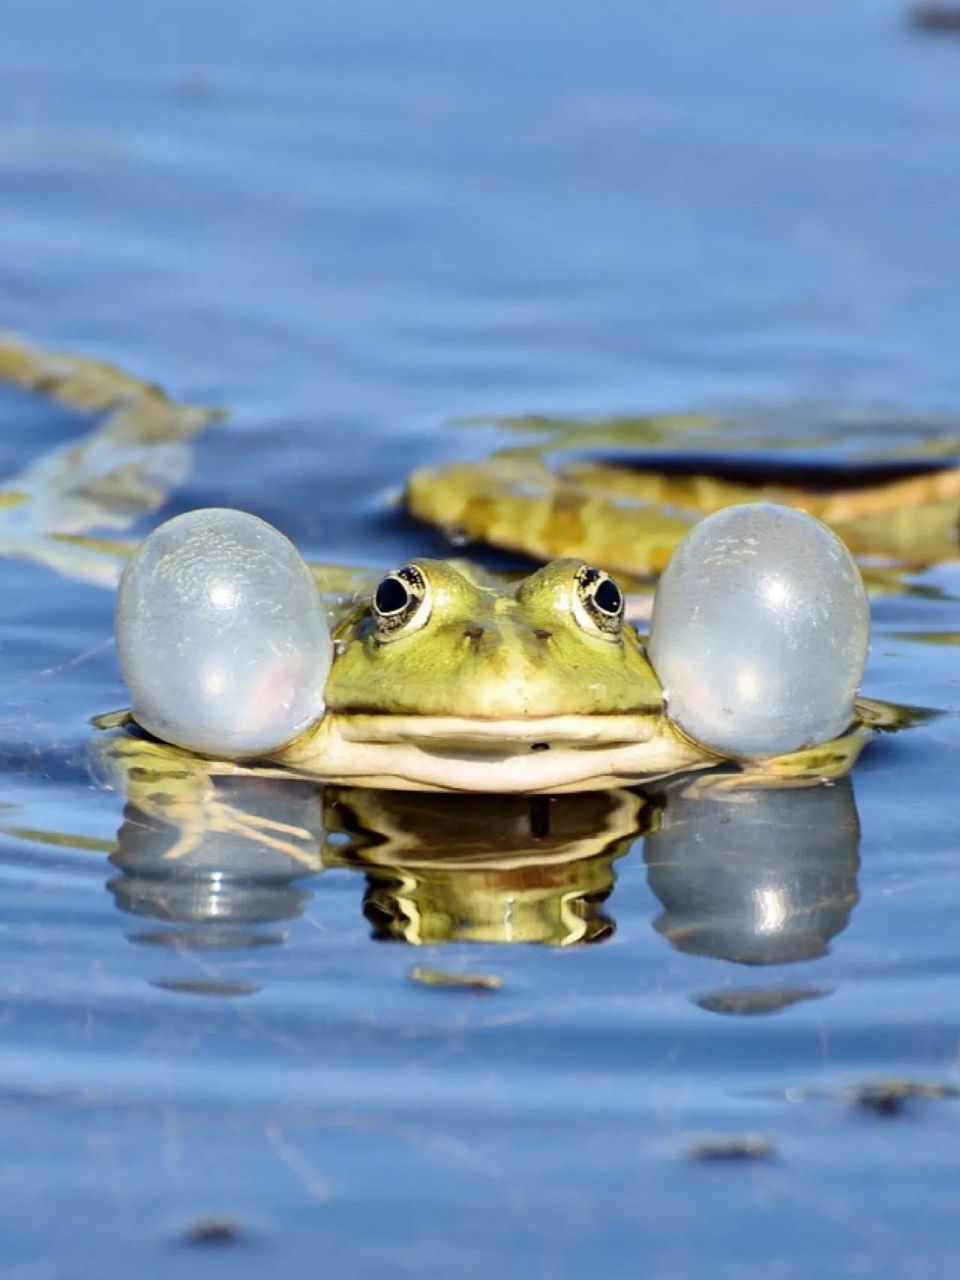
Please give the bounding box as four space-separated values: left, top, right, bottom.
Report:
326 712 662 749
276 711 707 795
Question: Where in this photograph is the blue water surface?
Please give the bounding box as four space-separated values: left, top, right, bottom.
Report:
2 2 960 1277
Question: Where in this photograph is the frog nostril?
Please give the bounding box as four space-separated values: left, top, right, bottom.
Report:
463 625 485 641
533 628 552 642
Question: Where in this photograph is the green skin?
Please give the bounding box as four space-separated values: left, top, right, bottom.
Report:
266 556 887 794
324 558 661 718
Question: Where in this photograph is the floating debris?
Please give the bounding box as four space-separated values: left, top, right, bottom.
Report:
0 330 217 587
409 966 503 993
152 978 261 998
852 1079 960 1118
910 4 960 33
406 407 960 585
783 1077 960 1116
178 1217 247 1248
695 985 832 1016
688 1135 776 1163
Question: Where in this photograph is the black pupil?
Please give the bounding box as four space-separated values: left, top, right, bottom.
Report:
593 577 622 615
375 576 410 615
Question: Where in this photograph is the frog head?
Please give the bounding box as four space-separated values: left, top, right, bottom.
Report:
324 558 661 719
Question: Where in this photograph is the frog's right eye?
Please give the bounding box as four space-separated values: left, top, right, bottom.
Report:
371 564 431 640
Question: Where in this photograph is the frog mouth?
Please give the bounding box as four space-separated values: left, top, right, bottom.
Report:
278 710 710 794
330 712 662 751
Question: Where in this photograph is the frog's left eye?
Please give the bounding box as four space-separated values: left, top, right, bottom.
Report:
573 565 624 640
372 564 431 640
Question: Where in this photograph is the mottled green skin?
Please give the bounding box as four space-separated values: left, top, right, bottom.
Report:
325 558 661 719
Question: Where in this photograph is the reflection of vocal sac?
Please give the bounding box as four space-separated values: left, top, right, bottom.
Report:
644 779 860 965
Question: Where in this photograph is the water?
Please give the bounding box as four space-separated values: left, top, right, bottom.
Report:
2 1 960 1275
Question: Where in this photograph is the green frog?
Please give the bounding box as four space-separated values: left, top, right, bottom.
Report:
278 556 891 793
0 334 913 867
98 549 895 807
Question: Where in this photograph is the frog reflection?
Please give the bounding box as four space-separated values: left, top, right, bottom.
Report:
101 736 859 980
100 728 653 969
644 779 860 989
323 788 652 946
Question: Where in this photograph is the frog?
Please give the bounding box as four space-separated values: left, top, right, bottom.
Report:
96 545 899 845
0 333 914 868
277 556 703 793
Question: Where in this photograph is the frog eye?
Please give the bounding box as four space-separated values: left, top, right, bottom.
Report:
371 564 431 640
573 565 624 640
